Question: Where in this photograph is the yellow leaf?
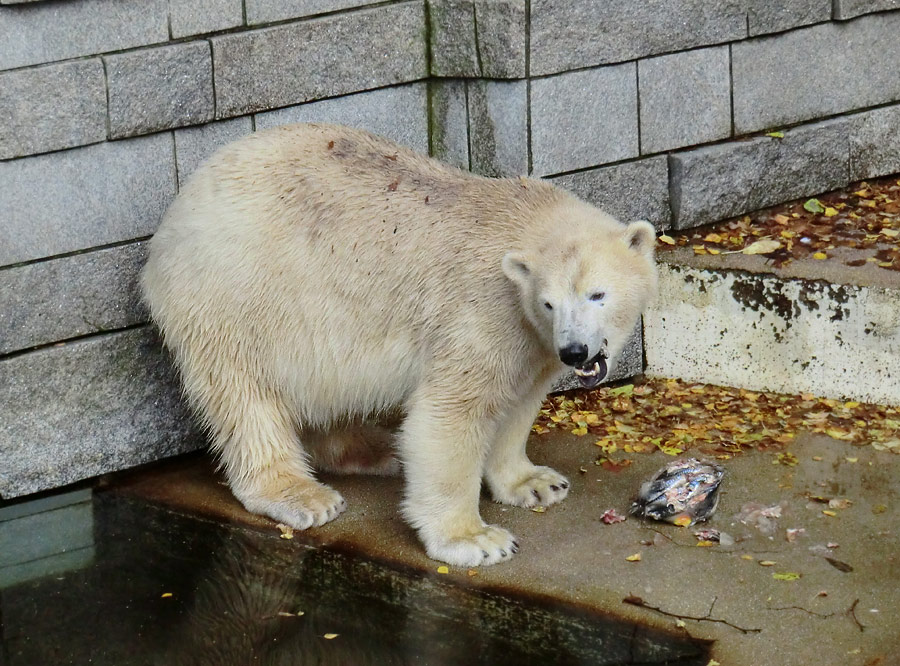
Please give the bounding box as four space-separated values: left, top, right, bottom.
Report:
707 660 722 666
696 540 715 547
813 252 828 260
822 510 837 517
882 228 899 238
658 235 676 245
324 633 339 640
572 427 588 436
625 553 642 562
693 246 708 255
437 565 449 574
766 131 784 139
531 505 546 513
741 555 754 561
673 516 692 527
707 248 721 255
844 401 860 408
758 560 777 567
467 569 478 577
824 207 838 217
742 239 782 255
161 592 173 598
704 233 723 243
773 572 801 581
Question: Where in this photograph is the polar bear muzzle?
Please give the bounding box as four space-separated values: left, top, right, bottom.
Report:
572 349 608 388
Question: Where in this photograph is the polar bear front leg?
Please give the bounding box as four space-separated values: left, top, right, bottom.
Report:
398 391 519 567
483 380 570 509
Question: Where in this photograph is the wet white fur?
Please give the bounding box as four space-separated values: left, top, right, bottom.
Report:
141 124 657 567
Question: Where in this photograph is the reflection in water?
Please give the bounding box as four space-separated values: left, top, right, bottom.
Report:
1 493 710 665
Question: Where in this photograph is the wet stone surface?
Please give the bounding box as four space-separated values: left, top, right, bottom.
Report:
0 492 708 665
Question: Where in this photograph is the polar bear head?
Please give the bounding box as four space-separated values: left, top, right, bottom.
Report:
502 209 657 388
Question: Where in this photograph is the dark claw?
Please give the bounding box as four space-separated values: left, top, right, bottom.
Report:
482 550 489 559
499 549 508 558
532 489 541 502
512 540 519 549
511 543 519 554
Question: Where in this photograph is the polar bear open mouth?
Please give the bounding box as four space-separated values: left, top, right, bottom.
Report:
573 352 608 389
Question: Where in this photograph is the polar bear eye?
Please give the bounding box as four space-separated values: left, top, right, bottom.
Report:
589 292 606 302
544 302 553 311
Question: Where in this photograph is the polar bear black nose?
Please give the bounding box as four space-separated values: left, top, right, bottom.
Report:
559 343 589 366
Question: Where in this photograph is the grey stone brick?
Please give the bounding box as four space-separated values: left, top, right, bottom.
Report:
429 0 526 79
0 243 149 355
530 0 745 76
747 0 831 35
733 13 900 133
850 104 900 180
429 80 469 170
0 59 106 160
834 0 900 19
551 157 670 231
0 134 176 267
212 2 427 117
531 64 638 176
0 0 168 71
669 119 850 229
638 46 731 155
169 0 243 38
255 83 429 154
175 117 254 186
106 42 214 140
246 0 381 24
467 79 527 177
0 328 200 498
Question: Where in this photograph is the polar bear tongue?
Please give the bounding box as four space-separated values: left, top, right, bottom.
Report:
573 354 608 389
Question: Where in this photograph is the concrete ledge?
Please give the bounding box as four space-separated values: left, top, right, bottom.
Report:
0 327 200 498
644 261 900 404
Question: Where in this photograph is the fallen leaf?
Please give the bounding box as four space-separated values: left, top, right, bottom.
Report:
324 633 339 640
824 207 838 217
773 572 801 581
467 569 478 577
813 252 828 260
759 560 777 567
277 524 294 540
822 510 837 517
437 566 449 574
766 131 784 139
824 557 853 573
161 592 173 598
804 198 826 214
673 516 692 527
696 540 715 547
658 234 676 245
531 506 546 513
742 239 782 255
625 553 642 562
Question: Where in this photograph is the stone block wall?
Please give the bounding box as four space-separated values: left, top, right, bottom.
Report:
2 0 900 497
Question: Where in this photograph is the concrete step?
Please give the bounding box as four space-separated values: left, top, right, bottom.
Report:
644 176 900 404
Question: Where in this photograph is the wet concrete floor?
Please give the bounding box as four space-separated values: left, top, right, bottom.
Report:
2 428 897 665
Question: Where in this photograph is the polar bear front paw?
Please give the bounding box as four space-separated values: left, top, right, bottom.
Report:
489 465 570 508
424 525 520 567
235 477 347 530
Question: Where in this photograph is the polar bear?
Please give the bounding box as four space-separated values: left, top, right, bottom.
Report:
141 124 657 567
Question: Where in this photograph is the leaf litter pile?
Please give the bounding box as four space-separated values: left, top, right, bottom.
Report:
658 175 900 270
532 377 900 462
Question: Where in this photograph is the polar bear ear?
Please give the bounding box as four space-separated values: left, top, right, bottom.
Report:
501 252 532 287
624 220 656 259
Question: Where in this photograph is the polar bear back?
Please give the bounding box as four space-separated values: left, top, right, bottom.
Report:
142 124 585 422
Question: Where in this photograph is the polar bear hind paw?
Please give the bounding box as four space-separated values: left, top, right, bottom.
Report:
425 525 520 567
236 479 347 530
492 466 570 509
